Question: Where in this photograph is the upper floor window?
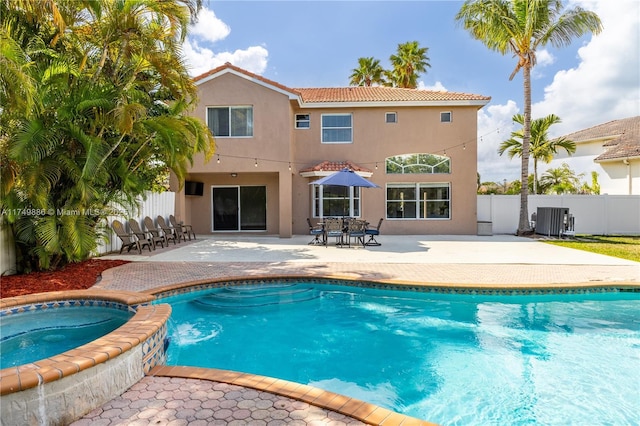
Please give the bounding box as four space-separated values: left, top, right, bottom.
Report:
385 112 397 123
207 106 253 137
440 111 452 123
386 153 451 174
322 114 352 143
295 114 310 129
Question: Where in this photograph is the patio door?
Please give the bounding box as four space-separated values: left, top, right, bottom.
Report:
212 186 266 231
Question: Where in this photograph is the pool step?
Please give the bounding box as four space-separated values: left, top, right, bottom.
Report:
192 285 319 309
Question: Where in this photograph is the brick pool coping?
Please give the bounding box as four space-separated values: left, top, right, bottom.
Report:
150 365 436 426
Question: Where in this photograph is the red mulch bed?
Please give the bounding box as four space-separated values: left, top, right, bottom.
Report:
0 259 131 298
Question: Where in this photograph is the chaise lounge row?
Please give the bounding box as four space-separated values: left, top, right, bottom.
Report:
111 215 195 254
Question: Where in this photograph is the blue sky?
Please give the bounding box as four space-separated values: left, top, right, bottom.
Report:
184 1 640 183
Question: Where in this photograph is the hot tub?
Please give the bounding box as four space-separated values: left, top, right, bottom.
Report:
0 289 170 426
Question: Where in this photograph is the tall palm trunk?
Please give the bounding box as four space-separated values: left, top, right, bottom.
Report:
533 158 538 194
519 65 532 234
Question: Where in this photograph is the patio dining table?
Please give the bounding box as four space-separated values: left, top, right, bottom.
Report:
317 218 368 247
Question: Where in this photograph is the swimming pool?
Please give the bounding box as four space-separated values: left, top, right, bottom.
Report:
159 282 640 425
0 306 132 367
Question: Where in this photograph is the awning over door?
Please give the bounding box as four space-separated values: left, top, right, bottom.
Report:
299 160 373 177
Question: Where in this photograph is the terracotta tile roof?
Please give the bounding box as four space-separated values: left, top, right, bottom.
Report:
559 116 640 161
300 160 371 174
193 63 490 105
294 87 490 103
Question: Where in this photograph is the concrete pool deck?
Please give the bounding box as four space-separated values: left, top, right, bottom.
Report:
75 234 638 425
97 234 640 291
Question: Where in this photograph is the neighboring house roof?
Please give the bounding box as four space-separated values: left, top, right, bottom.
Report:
559 116 640 162
193 63 490 108
300 161 373 177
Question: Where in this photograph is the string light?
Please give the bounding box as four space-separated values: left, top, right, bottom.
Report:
210 126 503 172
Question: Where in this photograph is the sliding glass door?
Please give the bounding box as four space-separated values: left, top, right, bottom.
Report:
212 186 266 231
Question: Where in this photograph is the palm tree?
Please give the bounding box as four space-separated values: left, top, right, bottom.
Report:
499 114 576 194
580 171 600 194
387 41 430 88
1 0 214 271
456 0 602 234
539 163 582 194
349 57 386 86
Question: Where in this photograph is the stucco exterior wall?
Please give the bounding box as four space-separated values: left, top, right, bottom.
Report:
290 105 479 235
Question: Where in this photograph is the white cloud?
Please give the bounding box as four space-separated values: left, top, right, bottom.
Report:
184 41 268 77
189 7 230 43
184 6 269 77
533 0 640 137
535 48 555 68
477 100 520 183
531 48 556 79
418 81 448 91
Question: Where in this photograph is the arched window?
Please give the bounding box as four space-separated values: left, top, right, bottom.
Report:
385 153 450 174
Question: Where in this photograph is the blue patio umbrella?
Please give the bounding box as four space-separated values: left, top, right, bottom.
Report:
309 168 379 217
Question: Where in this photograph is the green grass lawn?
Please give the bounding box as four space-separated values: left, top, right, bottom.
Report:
544 235 640 262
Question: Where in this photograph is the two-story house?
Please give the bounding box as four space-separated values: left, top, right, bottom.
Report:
173 63 490 237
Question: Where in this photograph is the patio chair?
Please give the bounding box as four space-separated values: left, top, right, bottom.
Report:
346 219 366 248
143 216 168 248
170 214 196 241
157 215 180 244
111 219 150 254
323 218 344 247
307 218 324 245
365 218 383 246
128 219 159 250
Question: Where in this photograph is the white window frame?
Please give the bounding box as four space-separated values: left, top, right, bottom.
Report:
385 112 397 123
321 113 353 144
311 184 361 218
295 114 310 129
206 106 254 138
440 111 452 123
385 182 451 220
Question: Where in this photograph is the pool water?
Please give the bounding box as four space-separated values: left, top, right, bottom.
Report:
159 283 640 425
0 306 132 367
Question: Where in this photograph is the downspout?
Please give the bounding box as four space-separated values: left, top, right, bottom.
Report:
623 158 631 195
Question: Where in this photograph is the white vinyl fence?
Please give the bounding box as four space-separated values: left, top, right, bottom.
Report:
97 191 176 254
1 191 175 276
478 194 640 235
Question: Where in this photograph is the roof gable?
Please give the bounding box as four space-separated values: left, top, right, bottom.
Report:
193 63 300 99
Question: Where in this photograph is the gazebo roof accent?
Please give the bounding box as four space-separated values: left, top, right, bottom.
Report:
299 161 373 177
